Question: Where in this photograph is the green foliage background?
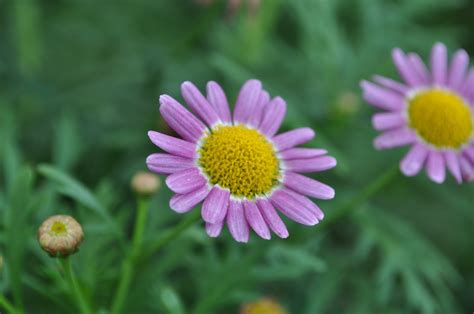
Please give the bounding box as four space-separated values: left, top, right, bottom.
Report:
0 0 473 313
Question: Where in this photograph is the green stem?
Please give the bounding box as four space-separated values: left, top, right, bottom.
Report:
294 165 399 243
321 165 400 231
111 197 150 314
59 257 92 314
0 294 19 314
140 210 201 262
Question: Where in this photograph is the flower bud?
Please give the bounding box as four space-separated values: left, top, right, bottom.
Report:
240 298 287 314
334 91 360 116
38 215 84 257
131 171 160 196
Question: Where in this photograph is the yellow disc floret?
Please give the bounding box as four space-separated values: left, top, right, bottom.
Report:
51 221 67 236
199 125 280 199
408 89 473 148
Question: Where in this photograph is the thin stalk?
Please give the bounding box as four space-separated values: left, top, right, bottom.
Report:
59 257 92 314
321 165 400 231
111 197 150 314
0 294 19 314
140 210 201 262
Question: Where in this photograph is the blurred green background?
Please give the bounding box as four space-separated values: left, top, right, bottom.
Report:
1 0 473 313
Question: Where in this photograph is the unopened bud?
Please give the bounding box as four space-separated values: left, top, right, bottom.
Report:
38 215 84 257
131 171 160 196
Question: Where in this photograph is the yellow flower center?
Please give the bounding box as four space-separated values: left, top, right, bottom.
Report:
408 89 473 149
199 125 280 199
241 299 287 314
51 221 67 236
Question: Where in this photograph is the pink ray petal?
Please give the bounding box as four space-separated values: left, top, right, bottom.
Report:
165 168 207 194
181 81 220 127
201 187 230 224
148 131 196 158
159 95 207 142
227 200 250 243
206 81 232 123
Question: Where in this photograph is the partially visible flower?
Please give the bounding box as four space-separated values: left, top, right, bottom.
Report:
361 42 474 184
147 79 336 242
240 298 287 314
131 171 160 196
196 0 261 17
38 215 84 257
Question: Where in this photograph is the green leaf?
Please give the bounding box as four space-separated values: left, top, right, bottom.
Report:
3 166 35 310
53 114 82 171
37 164 124 244
159 286 186 314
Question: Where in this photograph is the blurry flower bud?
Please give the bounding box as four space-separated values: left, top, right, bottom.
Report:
131 171 160 196
38 215 84 257
240 298 287 314
335 91 360 116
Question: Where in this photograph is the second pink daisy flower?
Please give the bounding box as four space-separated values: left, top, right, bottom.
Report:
361 43 474 184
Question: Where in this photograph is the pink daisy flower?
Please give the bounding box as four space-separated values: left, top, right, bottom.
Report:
147 80 336 242
361 43 474 184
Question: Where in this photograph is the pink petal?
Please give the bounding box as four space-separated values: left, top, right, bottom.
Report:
201 187 230 224
426 151 446 184
373 75 409 94
243 201 271 240
259 96 287 137
280 148 327 160
360 80 405 111
460 68 474 97
464 146 474 163
146 153 195 174
227 200 249 243
431 42 448 86
148 131 196 158
248 90 270 128
392 48 423 86
206 221 224 238
165 168 207 194
256 199 289 239
448 49 469 90
233 79 262 125
374 128 416 150
444 151 462 184
408 53 430 85
284 188 324 220
270 189 319 226
206 81 232 123
371 112 406 131
169 185 210 213
273 128 315 151
159 95 207 142
284 172 335 200
284 156 337 173
460 156 474 182
181 81 220 127
400 144 428 176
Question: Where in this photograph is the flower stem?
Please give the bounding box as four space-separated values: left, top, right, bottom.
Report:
111 197 150 314
140 209 201 262
59 257 92 314
0 294 19 314
321 165 400 231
